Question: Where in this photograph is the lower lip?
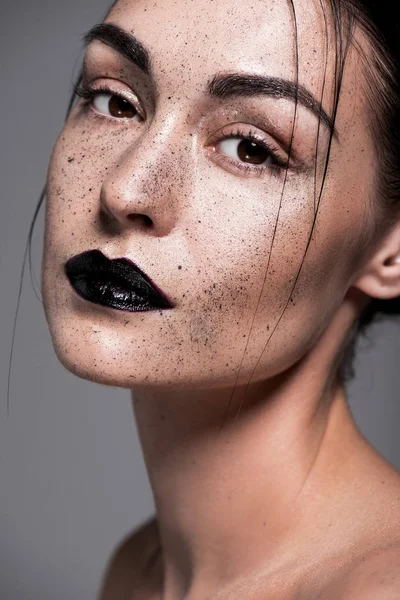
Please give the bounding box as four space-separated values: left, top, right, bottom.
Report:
68 276 169 312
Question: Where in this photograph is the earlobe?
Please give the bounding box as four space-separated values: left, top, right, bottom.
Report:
353 222 400 300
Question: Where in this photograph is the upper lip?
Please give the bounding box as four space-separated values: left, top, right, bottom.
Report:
64 249 174 308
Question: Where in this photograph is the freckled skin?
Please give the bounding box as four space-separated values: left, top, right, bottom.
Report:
43 0 373 391
42 0 400 598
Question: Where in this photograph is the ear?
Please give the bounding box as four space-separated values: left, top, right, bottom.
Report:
353 221 400 300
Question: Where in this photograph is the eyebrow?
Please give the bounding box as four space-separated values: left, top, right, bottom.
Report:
83 23 337 139
208 74 337 138
83 23 152 75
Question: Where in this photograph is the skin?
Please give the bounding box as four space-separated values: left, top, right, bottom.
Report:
42 0 400 597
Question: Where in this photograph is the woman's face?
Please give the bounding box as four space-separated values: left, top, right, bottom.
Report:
42 0 376 390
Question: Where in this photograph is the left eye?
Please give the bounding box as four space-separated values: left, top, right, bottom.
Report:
217 138 273 166
93 93 142 121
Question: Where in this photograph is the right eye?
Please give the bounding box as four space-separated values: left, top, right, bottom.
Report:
92 93 142 121
75 84 143 122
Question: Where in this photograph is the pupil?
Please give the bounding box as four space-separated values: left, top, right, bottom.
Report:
109 96 136 118
237 140 269 165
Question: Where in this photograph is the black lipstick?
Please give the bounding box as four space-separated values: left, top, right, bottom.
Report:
64 249 174 312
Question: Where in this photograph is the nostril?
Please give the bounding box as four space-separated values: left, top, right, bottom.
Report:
127 213 153 227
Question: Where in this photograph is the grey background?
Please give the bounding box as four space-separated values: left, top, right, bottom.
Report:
0 1 399 599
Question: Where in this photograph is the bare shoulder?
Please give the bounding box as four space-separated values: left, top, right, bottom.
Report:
332 446 400 598
97 515 161 600
327 543 400 599
316 457 400 600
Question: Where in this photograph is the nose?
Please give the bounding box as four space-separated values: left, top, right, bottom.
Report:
99 117 194 237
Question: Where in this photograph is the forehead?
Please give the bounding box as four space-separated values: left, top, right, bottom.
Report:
106 0 331 97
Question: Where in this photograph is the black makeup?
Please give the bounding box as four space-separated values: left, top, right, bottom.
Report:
64 249 174 312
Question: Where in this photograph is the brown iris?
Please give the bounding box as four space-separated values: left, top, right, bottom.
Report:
108 95 138 118
237 140 269 165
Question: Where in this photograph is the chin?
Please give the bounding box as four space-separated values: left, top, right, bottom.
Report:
45 317 309 396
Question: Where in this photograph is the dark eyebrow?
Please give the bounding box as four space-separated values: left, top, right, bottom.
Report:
83 23 152 76
208 74 338 140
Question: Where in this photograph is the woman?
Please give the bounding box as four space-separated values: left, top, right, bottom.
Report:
39 0 400 597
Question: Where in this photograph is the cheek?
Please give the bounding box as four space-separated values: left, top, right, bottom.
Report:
192 179 364 382
170 184 318 372
45 119 127 238
45 136 88 248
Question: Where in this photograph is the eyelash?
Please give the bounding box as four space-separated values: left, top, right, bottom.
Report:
212 128 287 176
75 83 143 119
74 83 289 176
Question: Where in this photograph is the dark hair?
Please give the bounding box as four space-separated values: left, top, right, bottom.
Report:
8 0 400 414
340 0 400 329
325 1 400 379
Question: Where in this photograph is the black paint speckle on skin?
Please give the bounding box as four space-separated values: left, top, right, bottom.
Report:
43 1 382 435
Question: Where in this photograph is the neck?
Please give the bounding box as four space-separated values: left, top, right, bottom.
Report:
131 297 365 598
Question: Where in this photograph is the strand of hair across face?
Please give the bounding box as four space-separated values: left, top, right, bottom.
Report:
217 0 300 431
233 0 301 423
232 1 353 421
313 0 329 215
219 0 353 427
